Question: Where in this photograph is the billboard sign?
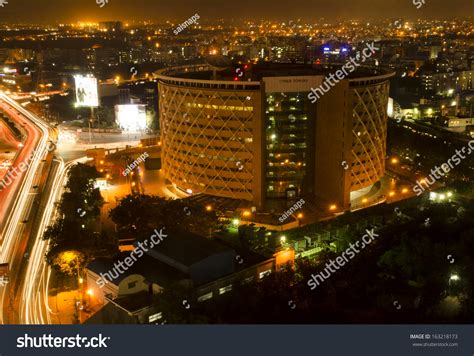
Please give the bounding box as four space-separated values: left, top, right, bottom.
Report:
115 104 147 132
74 75 99 107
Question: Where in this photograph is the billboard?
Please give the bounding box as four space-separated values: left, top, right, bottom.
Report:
74 75 99 107
115 104 147 132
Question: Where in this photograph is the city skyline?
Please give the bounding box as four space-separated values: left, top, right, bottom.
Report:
0 0 472 23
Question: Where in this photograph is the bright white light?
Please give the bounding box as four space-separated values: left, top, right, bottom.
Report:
280 235 286 243
115 104 147 132
447 192 453 197
387 98 394 117
450 274 460 281
186 188 193 194
439 194 446 200
429 192 437 200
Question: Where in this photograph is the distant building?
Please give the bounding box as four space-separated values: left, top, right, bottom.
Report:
421 69 474 94
98 21 123 33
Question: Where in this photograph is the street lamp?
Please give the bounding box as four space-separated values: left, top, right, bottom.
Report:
449 274 460 287
450 274 460 282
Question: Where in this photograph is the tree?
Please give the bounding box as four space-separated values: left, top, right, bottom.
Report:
109 194 222 238
44 163 112 275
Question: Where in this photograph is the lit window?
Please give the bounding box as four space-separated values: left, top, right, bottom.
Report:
242 276 254 284
148 312 163 323
197 292 213 302
219 285 233 295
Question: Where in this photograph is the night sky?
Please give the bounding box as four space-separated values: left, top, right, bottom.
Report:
0 0 472 23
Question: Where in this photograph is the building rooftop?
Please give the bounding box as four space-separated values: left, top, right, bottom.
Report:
158 62 393 83
87 253 188 287
148 229 235 267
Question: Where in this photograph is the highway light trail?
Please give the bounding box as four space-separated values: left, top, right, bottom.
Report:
0 93 53 324
20 157 89 324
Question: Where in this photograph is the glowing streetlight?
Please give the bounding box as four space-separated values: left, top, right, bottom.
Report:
329 204 337 211
232 218 240 226
205 205 212 212
450 274 460 282
391 157 399 164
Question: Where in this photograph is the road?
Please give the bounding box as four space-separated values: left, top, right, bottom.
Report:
0 92 55 324
19 156 89 324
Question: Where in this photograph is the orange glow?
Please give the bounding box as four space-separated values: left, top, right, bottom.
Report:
389 191 395 197
206 205 212 211
329 204 337 211
242 210 251 217
362 198 368 203
297 213 303 219
402 188 408 194
391 158 399 164
274 249 295 268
